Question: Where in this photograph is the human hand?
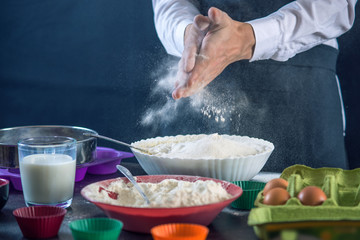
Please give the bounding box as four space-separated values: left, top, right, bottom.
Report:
172 7 256 100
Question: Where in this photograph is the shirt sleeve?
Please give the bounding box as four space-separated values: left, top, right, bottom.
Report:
248 0 357 62
152 0 200 57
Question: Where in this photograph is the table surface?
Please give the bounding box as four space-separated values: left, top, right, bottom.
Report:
0 162 279 240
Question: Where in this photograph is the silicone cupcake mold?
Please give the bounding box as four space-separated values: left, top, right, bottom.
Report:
13 206 66 239
231 181 266 210
70 218 123 240
151 223 209 240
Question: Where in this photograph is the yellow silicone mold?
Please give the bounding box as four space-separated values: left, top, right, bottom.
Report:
248 165 360 240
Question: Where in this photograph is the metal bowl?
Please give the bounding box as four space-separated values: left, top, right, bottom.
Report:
0 125 97 168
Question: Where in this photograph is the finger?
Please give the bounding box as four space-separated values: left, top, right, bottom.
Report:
172 87 184 100
185 57 212 95
173 70 208 99
194 15 211 31
172 72 196 99
182 25 200 72
173 62 190 99
172 89 179 99
208 7 225 25
180 70 204 98
177 57 185 76
182 15 211 74
174 62 184 89
183 45 197 72
174 79 179 89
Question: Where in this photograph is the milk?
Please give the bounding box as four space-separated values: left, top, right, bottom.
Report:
20 153 76 204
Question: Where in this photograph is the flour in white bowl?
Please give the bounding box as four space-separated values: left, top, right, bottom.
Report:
146 134 262 159
86 178 233 208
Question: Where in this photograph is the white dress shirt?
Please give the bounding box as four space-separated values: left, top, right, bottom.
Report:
152 0 357 62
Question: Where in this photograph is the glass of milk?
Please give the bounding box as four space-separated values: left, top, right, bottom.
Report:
18 136 77 208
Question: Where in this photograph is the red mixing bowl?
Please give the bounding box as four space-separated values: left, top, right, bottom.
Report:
81 175 242 233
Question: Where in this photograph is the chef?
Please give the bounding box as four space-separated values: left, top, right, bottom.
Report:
152 0 357 172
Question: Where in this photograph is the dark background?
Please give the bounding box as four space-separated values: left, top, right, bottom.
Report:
0 1 359 168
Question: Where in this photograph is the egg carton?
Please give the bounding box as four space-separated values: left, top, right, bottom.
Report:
248 165 360 240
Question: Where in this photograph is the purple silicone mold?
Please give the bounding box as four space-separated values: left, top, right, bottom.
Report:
0 147 134 191
77 147 134 179
0 169 22 191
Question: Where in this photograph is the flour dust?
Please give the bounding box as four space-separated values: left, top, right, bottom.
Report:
140 59 249 134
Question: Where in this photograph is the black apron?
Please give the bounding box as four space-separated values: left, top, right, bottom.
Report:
159 0 348 172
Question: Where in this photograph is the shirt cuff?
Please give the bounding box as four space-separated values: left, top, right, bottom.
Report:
247 16 282 62
174 19 193 56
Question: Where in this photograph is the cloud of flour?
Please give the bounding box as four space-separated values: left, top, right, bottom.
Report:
140 57 251 134
140 58 179 127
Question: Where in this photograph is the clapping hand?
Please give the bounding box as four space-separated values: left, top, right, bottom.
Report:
172 7 255 100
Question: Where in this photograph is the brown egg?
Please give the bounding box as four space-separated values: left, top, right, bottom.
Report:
263 187 291 205
297 186 327 206
263 178 288 196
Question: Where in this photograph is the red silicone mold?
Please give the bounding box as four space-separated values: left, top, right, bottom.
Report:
13 206 66 239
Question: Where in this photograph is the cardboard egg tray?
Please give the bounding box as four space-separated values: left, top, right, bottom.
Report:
248 165 360 240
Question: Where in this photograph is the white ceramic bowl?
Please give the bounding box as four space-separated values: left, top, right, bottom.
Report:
131 134 274 181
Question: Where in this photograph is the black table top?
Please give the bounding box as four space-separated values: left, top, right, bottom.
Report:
0 162 258 240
